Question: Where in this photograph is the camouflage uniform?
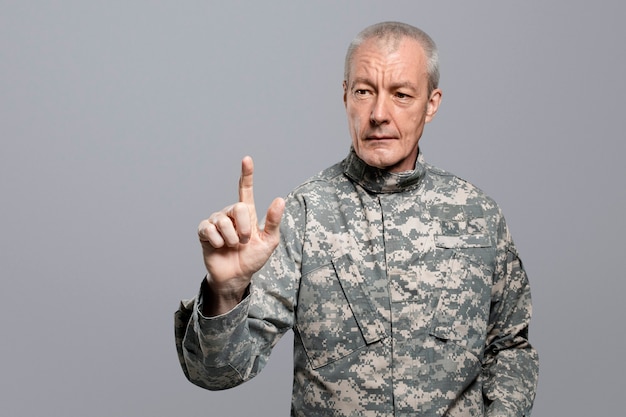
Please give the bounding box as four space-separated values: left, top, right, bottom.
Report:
175 149 539 416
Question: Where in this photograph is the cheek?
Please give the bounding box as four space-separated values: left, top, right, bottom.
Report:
406 114 425 133
347 107 365 132
345 109 360 143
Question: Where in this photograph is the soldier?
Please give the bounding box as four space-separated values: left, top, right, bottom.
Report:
175 21 539 416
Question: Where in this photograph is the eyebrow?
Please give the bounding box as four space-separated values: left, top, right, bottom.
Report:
389 81 419 90
349 77 373 89
350 78 419 91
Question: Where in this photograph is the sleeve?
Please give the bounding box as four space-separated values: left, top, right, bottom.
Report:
174 194 303 391
174 281 257 390
482 219 539 417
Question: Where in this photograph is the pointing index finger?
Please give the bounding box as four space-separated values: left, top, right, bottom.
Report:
239 156 255 205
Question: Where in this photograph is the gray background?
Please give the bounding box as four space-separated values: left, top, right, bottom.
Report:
1 1 624 416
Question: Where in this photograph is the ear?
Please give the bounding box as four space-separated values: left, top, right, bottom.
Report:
425 88 442 123
342 80 348 108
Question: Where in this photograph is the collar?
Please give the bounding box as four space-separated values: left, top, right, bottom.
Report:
342 147 426 194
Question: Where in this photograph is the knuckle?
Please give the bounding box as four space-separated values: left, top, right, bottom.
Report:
233 202 248 215
197 223 210 238
198 224 214 241
198 219 211 232
216 216 233 229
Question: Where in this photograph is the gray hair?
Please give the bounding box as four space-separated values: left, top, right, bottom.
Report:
344 21 440 94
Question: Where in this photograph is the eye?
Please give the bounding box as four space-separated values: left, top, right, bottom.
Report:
352 88 373 100
395 92 411 99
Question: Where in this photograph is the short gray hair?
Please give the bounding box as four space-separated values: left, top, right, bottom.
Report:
344 21 440 94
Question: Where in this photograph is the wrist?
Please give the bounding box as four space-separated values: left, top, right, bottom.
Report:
201 276 249 317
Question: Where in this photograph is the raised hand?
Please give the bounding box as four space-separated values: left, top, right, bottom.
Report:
197 156 285 315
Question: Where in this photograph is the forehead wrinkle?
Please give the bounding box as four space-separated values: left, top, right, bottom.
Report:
348 41 427 93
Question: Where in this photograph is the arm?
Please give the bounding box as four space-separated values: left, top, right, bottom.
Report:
174 288 252 390
483 222 539 416
175 157 295 390
174 281 261 390
175 220 301 390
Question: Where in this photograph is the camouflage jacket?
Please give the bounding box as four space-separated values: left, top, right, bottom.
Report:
175 149 539 416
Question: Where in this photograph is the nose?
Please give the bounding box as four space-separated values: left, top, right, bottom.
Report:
370 95 390 126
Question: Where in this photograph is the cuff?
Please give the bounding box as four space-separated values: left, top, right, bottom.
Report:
194 278 252 337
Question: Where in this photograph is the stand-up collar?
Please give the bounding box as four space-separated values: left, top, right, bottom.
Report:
342 147 426 194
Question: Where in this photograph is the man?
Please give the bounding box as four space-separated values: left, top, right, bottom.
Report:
175 21 539 416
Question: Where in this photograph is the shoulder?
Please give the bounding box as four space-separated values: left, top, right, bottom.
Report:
288 160 348 200
422 161 502 219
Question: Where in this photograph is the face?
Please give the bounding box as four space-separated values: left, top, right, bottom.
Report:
343 37 442 172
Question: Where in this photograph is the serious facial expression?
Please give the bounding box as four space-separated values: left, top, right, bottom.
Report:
343 37 442 172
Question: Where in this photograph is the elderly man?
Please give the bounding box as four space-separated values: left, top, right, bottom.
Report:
175 21 539 416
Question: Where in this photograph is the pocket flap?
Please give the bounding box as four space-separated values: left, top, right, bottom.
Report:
435 234 491 248
332 254 386 344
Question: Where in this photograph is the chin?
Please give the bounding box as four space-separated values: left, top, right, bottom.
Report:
364 156 397 170
359 149 397 169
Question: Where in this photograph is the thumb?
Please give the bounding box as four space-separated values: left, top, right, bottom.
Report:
262 197 285 239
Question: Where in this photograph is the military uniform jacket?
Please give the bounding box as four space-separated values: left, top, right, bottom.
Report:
175 149 539 416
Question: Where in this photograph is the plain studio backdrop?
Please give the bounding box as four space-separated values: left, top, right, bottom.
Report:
1 1 624 416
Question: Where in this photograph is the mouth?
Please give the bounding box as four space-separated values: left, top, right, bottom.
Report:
365 134 396 141
364 138 396 146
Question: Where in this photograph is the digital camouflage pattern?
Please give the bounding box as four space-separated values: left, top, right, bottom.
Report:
175 149 539 416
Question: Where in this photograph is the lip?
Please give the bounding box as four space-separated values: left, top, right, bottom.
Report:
366 135 396 140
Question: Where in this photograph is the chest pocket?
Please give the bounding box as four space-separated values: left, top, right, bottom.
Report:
296 253 386 369
429 204 495 359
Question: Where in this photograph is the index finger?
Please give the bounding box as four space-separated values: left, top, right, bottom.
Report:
238 156 255 205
